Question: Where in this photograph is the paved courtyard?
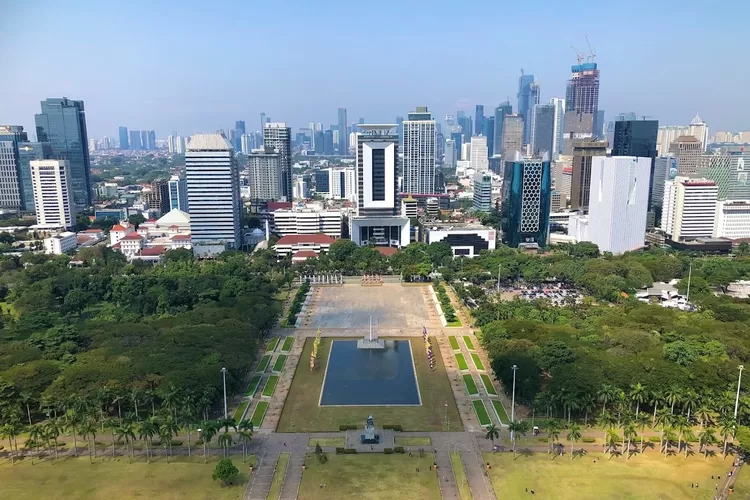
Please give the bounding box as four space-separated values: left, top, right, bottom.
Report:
304 284 434 330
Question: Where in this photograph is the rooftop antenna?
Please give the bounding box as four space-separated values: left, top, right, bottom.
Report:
585 35 597 62
570 45 584 65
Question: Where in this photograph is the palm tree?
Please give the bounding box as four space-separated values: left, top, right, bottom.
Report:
673 415 689 456
597 384 617 412
698 427 717 459
200 420 218 464
695 404 712 435
80 419 97 464
596 410 615 455
623 422 637 459
654 409 671 457
130 388 143 420
116 421 137 463
218 432 233 458
507 420 528 459
566 423 582 461
548 424 561 458
682 389 700 421
67 412 83 458
44 418 62 460
20 392 35 426
719 416 737 460
615 390 628 425
629 383 647 418
96 387 112 430
217 417 236 434
662 428 677 458
160 417 180 462
605 428 620 458
237 421 253 463
180 391 197 457
682 428 696 459
664 386 681 415
579 393 596 427
0 421 22 465
161 384 182 421
104 417 119 458
139 419 158 463
28 423 45 464
635 412 650 454
649 390 663 427
484 424 500 448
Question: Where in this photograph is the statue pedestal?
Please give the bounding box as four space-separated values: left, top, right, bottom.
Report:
360 427 380 444
357 338 385 349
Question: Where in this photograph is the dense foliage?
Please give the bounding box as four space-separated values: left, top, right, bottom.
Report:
433 281 457 323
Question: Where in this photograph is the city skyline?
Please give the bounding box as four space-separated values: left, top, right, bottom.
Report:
2 0 749 137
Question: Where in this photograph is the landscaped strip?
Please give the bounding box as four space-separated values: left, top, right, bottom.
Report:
286 281 310 326
455 353 469 371
449 336 460 350
258 355 272 372
491 399 510 425
262 375 279 398
472 400 492 426
394 436 432 446
244 374 262 397
267 452 290 500
434 281 461 326
480 374 497 395
281 336 294 352
470 353 485 371
463 374 479 396
307 437 345 447
233 401 249 423
272 354 287 372
463 335 475 351
450 451 472 500
250 401 269 427
267 337 280 352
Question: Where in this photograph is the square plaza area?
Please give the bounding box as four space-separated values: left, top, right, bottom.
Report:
307 284 431 329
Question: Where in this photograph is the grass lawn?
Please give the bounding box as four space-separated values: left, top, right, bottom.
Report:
463 335 475 350
455 353 469 371
272 354 287 372
472 400 491 426
483 451 729 499
470 353 485 371
281 336 295 352
244 375 262 397
267 452 290 500
262 375 279 398
450 451 471 500
249 401 269 427
449 336 460 350
0 455 248 500
733 466 750 496
463 374 479 396
258 355 271 372
307 437 345 447
276 338 462 432
298 453 440 500
480 374 497 395
394 437 432 446
447 319 463 327
267 337 280 352
490 400 510 424
233 401 249 423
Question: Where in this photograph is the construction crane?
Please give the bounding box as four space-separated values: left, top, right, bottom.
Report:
570 45 584 65
585 35 596 62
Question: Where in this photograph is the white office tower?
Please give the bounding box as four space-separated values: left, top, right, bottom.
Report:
445 138 457 169
472 172 492 212
661 176 718 241
402 106 437 195
470 136 489 171
549 98 566 155
586 156 650 254
263 123 292 200
328 167 356 201
29 160 76 229
714 200 750 239
461 142 472 162
247 148 282 201
689 114 709 151
168 174 188 211
185 133 242 256
351 125 409 247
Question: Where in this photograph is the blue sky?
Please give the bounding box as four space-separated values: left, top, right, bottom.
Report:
1 0 748 138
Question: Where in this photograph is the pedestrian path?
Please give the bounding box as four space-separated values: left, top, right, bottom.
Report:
245 449 278 500
279 452 305 500
435 449 460 500
460 449 497 500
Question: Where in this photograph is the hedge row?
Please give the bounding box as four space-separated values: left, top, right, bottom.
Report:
382 424 403 431
286 281 311 325
433 282 457 323
336 448 358 454
383 447 405 454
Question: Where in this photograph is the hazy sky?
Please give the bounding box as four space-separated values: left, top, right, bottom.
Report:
1 0 748 139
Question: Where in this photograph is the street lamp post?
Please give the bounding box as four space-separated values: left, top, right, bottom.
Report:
734 365 744 420
511 364 518 441
221 367 228 420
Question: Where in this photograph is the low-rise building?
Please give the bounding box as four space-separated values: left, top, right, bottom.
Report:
273 233 334 258
110 222 135 246
422 222 496 258
44 231 77 254
714 200 750 240
117 233 145 258
273 209 342 238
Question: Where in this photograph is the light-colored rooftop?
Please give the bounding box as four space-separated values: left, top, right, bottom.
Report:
186 133 233 151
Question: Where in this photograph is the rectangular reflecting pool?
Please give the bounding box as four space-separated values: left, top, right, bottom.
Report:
319 340 421 406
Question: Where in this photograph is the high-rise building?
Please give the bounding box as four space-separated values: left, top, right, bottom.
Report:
34 98 92 209
168 175 188 212
260 113 266 132
314 131 324 154
612 120 659 207
402 106 437 195
493 102 513 157
142 181 170 215
689 114 709 151
119 126 129 149
570 139 608 211
562 63 600 153
17 141 52 212
475 105 485 137
517 72 539 145
501 114 524 156
531 104 556 156
482 117 495 157
396 116 404 147
337 108 348 155
185 134 242 253
263 123 292 201
501 153 552 248
457 114 473 144
469 136 488 171
714 200 750 239
0 126 29 211
445 138 457 169
323 130 334 155
661 177 717 241
450 132 463 159
29 159 76 229
247 147 282 201
140 130 150 151
129 131 142 150
351 125 409 247
549 98 566 155
315 169 330 196
696 146 750 201
586 157 650 254
652 156 678 209
327 167 356 201
472 172 492 212
669 136 703 175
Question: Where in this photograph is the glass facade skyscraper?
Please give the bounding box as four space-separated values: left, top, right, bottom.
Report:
35 97 92 208
18 142 52 212
118 126 129 149
493 102 513 157
517 74 539 146
501 153 552 248
612 120 659 207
